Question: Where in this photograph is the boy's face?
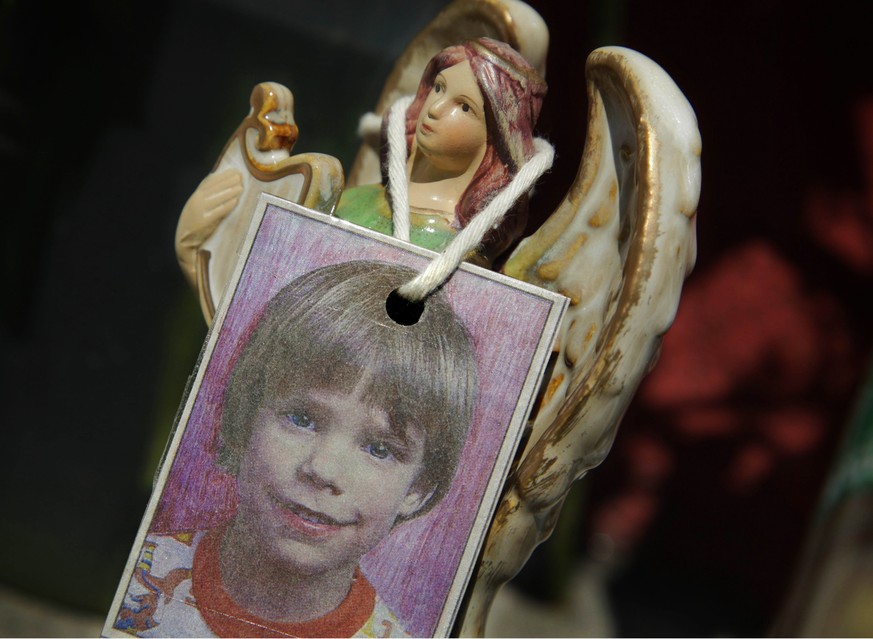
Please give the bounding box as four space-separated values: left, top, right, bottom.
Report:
234 374 429 577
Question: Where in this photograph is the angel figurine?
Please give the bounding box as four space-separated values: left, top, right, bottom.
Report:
173 0 701 635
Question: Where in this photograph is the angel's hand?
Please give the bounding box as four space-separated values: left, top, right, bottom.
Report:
175 169 243 288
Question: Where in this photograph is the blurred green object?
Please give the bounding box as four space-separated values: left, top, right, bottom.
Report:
774 356 873 636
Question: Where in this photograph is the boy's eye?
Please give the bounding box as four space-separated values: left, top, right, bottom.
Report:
287 411 314 430
434 84 442 93
461 103 470 113
365 441 392 460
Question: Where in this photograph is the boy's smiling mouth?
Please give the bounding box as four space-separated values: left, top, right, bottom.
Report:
272 495 356 537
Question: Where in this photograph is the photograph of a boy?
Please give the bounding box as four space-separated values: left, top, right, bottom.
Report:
114 260 478 638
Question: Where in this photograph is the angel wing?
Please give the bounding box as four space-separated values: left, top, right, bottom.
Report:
458 46 701 634
176 82 344 323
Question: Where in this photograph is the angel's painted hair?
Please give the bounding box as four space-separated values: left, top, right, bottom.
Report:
400 37 547 261
219 260 478 519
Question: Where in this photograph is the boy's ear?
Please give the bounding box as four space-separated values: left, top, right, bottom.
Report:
398 485 436 519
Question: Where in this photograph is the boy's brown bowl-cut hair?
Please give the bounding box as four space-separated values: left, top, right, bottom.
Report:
220 260 478 520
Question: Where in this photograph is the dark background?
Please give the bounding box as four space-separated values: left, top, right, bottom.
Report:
2 0 871 636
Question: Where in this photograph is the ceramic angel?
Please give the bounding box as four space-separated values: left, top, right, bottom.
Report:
173 0 701 635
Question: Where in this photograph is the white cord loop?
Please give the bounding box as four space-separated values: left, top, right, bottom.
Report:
384 96 554 302
398 138 553 301
357 111 382 139
386 96 414 242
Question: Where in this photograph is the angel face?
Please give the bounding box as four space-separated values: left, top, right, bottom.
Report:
415 60 488 174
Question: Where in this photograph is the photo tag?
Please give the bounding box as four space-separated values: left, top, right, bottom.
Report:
104 194 567 638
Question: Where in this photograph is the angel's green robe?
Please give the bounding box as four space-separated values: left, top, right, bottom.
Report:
334 183 457 252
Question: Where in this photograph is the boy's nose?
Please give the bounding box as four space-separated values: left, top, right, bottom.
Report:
299 445 344 495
